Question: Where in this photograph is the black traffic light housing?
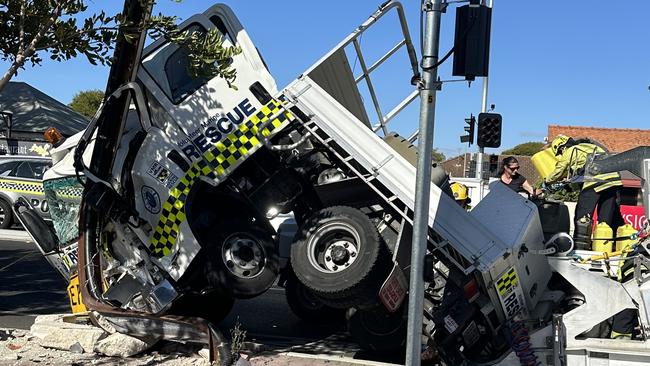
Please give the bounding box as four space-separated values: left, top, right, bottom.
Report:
452 3 492 81
477 112 502 148
488 154 499 173
460 114 475 146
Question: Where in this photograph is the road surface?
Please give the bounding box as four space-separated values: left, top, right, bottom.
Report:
0 229 69 329
0 228 405 364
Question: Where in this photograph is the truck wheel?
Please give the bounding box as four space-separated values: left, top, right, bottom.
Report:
285 274 344 324
347 305 407 352
0 199 13 229
290 206 391 308
206 225 279 299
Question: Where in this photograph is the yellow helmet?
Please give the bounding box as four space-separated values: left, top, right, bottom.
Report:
451 182 469 201
550 134 570 156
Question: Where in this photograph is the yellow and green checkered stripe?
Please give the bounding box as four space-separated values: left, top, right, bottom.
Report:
496 267 519 297
0 178 44 196
149 99 293 257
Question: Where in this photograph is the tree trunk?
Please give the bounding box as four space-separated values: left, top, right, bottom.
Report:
0 2 64 93
0 59 25 93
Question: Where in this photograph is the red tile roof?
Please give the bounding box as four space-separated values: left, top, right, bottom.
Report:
548 125 650 153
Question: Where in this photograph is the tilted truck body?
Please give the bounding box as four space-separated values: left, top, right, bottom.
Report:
14 2 650 364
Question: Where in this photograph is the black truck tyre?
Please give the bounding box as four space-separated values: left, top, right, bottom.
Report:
284 273 344 324
347 305 407 352
290 206 391 309
0 199 13 229
206 225 279 299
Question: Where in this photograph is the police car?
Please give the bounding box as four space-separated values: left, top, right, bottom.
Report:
0 155 52 229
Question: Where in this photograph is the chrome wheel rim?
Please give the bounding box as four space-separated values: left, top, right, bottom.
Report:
221 232 266 279
306 222 360 274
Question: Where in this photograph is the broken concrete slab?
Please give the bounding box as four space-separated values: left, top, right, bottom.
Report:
0 352 19 361
39 327 106 353
94 332 156 357
235 356 253 366
30 314 87 339
30 314 107 353
198 347 209 360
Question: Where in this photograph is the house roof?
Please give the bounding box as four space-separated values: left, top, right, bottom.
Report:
0 82 88 137
548 125 650 153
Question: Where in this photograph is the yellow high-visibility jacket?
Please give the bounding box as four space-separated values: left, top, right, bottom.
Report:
545 143 621 192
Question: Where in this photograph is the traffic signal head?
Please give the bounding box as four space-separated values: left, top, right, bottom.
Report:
477 112 502 148
452 4 492 81
460 114 475 146
488 154 499 172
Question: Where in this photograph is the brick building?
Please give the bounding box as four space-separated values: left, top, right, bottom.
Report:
548 125 650 153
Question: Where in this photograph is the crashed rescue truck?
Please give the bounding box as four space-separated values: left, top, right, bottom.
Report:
13 1 650 365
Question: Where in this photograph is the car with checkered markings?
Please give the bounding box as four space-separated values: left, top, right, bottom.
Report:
0 155 51 229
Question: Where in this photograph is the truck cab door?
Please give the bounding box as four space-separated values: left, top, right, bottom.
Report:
127 6 282 279
137 6 277 165
200 4 274 83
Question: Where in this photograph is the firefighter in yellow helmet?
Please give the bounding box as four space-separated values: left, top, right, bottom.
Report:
545 134 623 233
546 134 630 339
451 182 471 210
547 134 607 183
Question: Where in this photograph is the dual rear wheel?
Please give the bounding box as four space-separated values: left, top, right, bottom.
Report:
291 206 405 351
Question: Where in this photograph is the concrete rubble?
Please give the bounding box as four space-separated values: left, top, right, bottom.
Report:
1 314 399 366
94 332 157 357
30 314 105 353
1 323 210 366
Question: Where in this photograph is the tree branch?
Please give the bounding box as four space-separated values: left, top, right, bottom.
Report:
0 0 70 91
18 0 26 54
18 1 68 61
32 26 123 52
17 0 27 53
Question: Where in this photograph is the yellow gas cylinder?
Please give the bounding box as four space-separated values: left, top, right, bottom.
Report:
531 148 559 181
616 224 637 252
592 222 613 253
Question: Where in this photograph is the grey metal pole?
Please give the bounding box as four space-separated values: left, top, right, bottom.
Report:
476 148 484 181
405 1 443 364
476 0 493 193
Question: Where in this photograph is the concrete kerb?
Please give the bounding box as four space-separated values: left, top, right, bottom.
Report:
237 339 402 366
275 351 402 366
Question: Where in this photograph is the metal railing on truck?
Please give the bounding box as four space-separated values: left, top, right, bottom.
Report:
275 1 510 276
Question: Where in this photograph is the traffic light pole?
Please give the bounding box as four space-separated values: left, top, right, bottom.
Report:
475 0 493 193
406 1 443 365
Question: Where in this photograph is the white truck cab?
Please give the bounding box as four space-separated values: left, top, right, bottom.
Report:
15 2 650 365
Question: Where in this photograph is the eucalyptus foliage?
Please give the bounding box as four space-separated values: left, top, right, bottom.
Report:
0 0 241 92
69 89 104 118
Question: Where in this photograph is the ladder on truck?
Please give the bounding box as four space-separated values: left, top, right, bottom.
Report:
275 1 510 276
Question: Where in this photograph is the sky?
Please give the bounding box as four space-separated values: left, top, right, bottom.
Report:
2 0 649 159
